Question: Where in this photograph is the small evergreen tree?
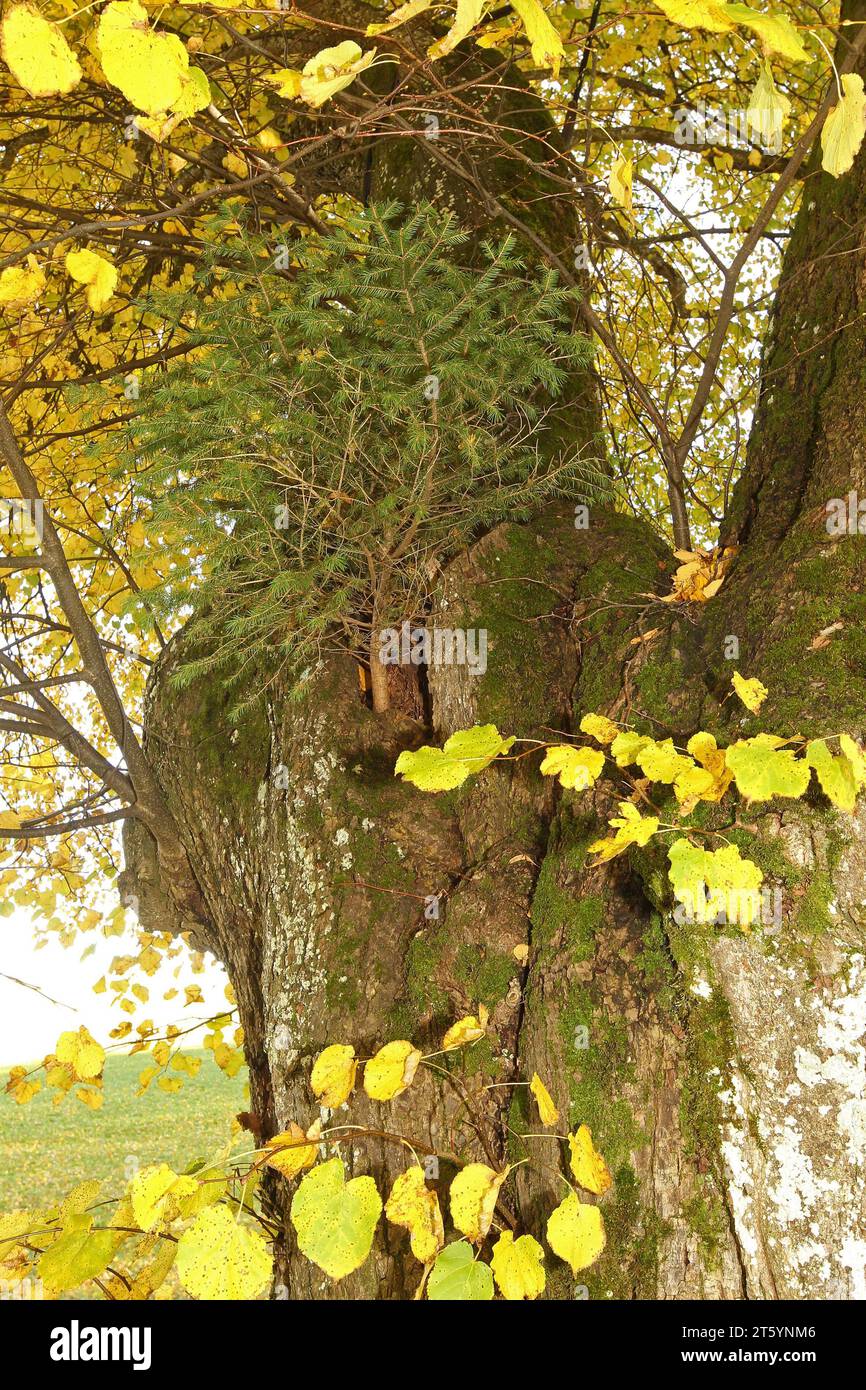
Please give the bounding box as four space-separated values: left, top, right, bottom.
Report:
130 203 606 711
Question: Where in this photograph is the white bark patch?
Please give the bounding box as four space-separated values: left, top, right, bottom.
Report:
263 725 340 1102
711 938 866 1297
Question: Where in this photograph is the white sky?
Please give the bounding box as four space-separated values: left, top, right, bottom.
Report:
0 906 230 1067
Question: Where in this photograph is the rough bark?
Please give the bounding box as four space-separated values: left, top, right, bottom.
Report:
122 9 866 1299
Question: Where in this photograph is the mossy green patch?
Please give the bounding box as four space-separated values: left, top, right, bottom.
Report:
453 942 516 1008
530 856 600 956
584 1164 669 1300
404 932 450 1027
473 525 570 731
558 985 645 1174
683 1188 728 1261
636 913 683 1019
680 991 734 1172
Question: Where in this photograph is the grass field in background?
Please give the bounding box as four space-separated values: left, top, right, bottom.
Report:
0 1051 248 1211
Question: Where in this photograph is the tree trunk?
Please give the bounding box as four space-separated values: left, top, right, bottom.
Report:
122 14 866 1299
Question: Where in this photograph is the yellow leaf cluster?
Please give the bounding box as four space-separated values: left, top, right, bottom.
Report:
0 254 46 311
660 545 737 602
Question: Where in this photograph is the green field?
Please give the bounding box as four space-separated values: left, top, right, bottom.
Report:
0 1051 248 1212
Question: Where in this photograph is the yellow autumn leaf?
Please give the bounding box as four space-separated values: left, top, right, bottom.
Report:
367 0 433 34
75 1088 104 1110
675 730 734 813
746 62 790 148
264 68 304 100
568 1125 612 1196
668 837 764 927
579 713 619 745
54 1027 105 1081
609 155 633 215
685 731 733 801
546 1192 606 1274
96 1 189 116
176 1204 272 1300
137 117 184 148
529 1072 559 1126
476 19 522 49
263 1121 321 1179
509 0 566 78
673 764 717 814
539 744 605 791
636 737 694 784
6 1068 41 1104
724 5 810 63
442 1004 489 1050
0 1209 36 1272
38 1224 121 1295
222 152 249 180
296 42 377 108
291 1159 382 1280
588 800 659 862
65 248 118 312
840 734 866 790
171 66 210 119
384 1166 444 1264
428 0 486 59
363 1040 422 1101
0 255 46 311
449 1163 507 1242
310 1043 357 1108
821 74 866 179
804 739 858 813
610 731 651 767
732 670 768 714
1 4 82 98
130 1164 198 1231
652 0 735 33
104 1235 176 1301
490 1230 546 1300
